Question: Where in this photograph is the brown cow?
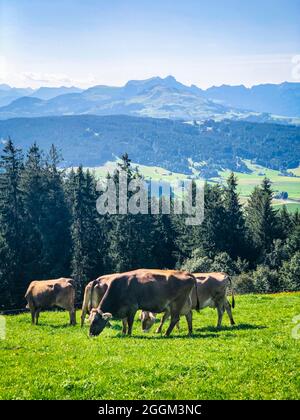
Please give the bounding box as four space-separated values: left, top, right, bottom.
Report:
25 278 76 325
141 272 235 333
89 269 197 337
81 274 117 327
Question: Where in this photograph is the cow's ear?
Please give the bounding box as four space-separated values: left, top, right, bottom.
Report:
102 312 112 320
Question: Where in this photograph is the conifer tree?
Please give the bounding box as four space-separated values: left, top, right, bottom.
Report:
246 178 278 260
199 183 227 257
41 145 71 277
278 204 293 240
68 167 104 296
223 172 247 259
0 139 25 307
21 143 45 280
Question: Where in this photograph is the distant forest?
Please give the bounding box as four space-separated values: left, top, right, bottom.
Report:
0 140 300 309
0 116 299 175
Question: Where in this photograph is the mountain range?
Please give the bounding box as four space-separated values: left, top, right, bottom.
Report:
0 77 299 122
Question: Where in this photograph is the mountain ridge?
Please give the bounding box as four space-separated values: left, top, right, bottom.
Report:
1 77 299 120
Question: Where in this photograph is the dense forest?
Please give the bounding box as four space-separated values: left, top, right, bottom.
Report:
0 116 299 175
0 139 299 310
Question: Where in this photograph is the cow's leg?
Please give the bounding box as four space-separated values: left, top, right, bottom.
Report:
156 310 170 334
35 308 41 325
30 309 35 325
28 301 36 325
216 304 224 328
122 318 128 335
165 290 192 337
80 308 87 327
185 310 193 336
127 311 136 336
69 308 76 326
164 313 180 337
225 299 235 326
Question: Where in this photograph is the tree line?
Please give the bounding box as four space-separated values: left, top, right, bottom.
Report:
0 139 299 309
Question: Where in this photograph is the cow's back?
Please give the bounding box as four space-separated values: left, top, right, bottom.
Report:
25 278 75 308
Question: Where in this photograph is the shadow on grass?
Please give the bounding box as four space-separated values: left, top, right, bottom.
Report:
110 332 221 340
108 323 267 340
36 323 76 329
195 323 267 333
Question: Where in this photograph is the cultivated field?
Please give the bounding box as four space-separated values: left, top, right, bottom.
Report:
0 293 299 400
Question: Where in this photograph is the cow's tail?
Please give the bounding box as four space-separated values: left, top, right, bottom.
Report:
88 280 98 312
191 274 200 311
25 285 34 309
227 276 235 309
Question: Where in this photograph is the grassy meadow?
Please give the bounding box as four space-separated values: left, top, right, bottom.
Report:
0 293 299 400
216 161 300 201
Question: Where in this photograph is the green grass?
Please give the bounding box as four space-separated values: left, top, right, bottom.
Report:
273 203 300 213
215 161 300 201
1 293 300 400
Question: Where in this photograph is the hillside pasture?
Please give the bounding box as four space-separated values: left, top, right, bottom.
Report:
216 161 300 201
0 293 299 400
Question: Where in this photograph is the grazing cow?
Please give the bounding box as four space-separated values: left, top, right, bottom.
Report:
141 272 235 333
81 274 117 327
25 278 76 325
89 269 197 337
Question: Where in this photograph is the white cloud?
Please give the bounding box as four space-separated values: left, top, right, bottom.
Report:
20 72 96 87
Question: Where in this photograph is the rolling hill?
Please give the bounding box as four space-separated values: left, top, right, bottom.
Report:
0 115 299 174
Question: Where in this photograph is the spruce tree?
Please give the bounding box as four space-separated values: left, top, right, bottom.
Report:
246 178 278 260
108 154 145 271
41 145 71 277
278 205 292 240
68 167 104 297
0 139 25 307
199 183 227 257
21 143 45 281
223 172 247 259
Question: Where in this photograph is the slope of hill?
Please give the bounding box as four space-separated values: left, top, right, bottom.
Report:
0 115 299 174
0 86 34 107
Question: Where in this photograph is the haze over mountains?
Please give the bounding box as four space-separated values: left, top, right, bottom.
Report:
0 76 299 121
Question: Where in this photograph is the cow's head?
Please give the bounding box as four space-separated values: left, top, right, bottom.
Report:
89 309 112 337
140 311 156 333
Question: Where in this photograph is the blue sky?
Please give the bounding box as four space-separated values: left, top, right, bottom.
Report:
0 0 300 88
